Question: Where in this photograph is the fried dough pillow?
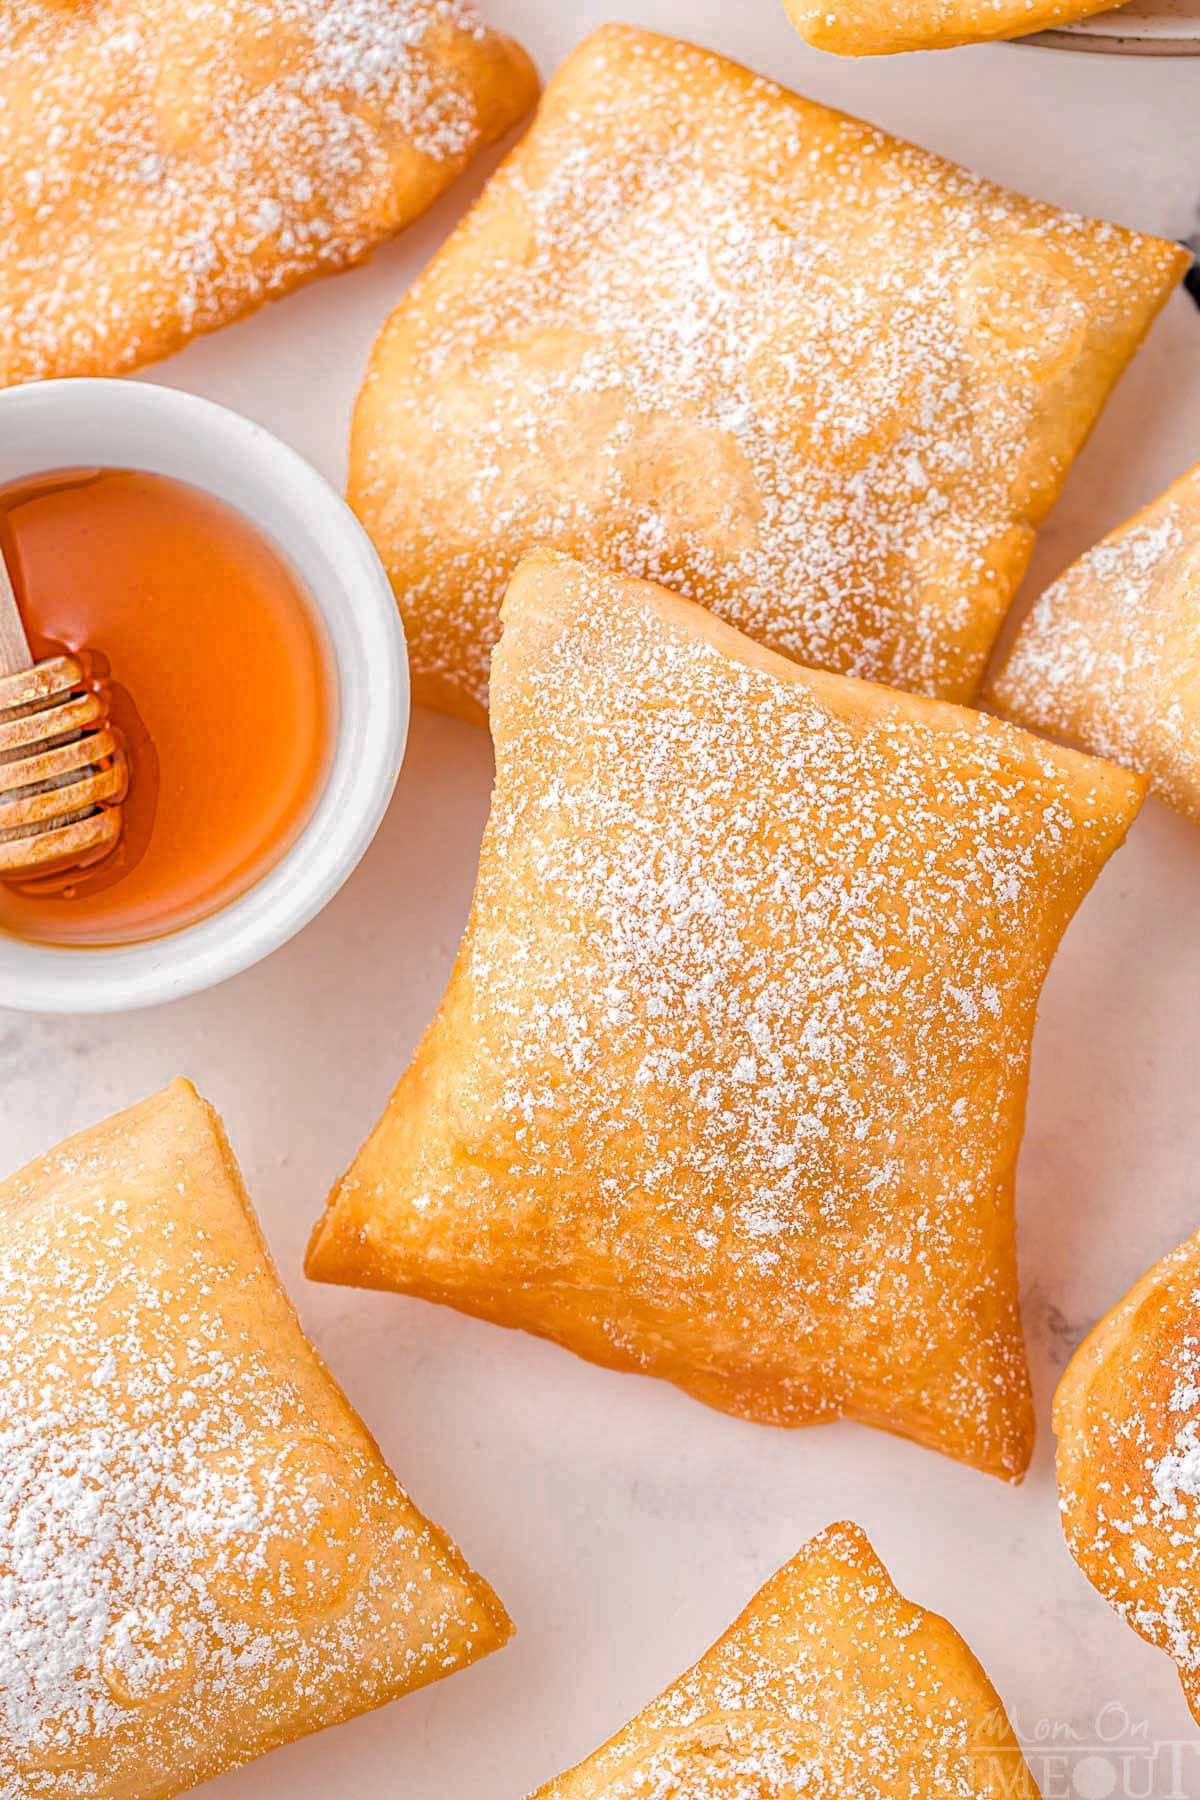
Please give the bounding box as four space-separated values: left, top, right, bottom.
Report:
991 460 1200 828
308 552 1145 1482
0 0 537 383
0 1081 510 1800
350 24 1184 724
529 1523 1039 1798
1057 1225 1200 1726
782 0 1116 56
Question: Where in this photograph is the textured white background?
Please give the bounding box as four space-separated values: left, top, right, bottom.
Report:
4 7 1200 1796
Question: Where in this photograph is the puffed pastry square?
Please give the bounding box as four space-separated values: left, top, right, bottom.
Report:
1056 1224 1200 1727
0 0 538 384
990 461 1200 828
782 0 1115 55
349 23 1185 726
0 1080 511 1800
307 552 1145 1482
528 1522 1039 1798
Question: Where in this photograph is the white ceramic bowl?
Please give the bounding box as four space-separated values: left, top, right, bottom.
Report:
1024 0 1200 49
0 379 408 1014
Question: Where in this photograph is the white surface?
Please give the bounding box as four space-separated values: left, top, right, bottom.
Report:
3 7 1200 1797
0 381 408 1013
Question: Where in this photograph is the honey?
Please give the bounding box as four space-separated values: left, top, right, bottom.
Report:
0 469 330 948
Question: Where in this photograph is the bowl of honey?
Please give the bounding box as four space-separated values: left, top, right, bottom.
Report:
0 379 408 1012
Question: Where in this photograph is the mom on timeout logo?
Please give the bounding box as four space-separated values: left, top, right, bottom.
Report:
966 1702 1200 1798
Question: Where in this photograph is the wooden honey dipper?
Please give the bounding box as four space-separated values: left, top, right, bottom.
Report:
0 541 127 878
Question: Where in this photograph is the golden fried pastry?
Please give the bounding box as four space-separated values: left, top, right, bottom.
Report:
990 461 1200 828
782 0 1114 55
528 1522 1038 1798
308 551 1146 1481
0 1080 511 1800
1056 1225 1200 1726
0 1 537 384
350 24 1185 726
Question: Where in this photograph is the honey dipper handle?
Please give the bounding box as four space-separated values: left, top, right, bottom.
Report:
0 541 33 679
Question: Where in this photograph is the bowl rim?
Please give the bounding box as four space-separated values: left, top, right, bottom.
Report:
0 378 408 1014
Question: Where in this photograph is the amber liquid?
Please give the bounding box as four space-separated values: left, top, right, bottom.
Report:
0 469 330 947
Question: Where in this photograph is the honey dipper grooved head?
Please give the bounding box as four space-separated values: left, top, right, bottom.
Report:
0 655 128 878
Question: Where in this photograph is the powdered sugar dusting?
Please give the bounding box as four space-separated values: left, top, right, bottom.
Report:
1152 1405 1200 1522
532 1522 1038 1798
317 554 1143 1482
0 0 535 383
350 23 1183 720
0 1081 508 1796
1057 1235 1200 1710
783 0 1115 57
991 461 1200 826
